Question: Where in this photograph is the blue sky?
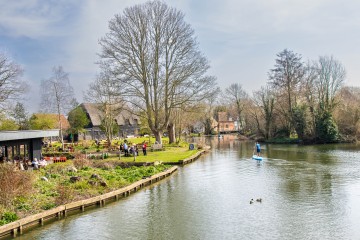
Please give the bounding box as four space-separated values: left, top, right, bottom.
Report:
1 0 360 113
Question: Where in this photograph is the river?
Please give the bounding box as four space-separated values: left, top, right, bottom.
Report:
11 135 360 240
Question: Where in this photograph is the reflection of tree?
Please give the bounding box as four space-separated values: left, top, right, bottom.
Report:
267 145 336 199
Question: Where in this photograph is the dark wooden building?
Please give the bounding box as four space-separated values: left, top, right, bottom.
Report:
0 130 59 162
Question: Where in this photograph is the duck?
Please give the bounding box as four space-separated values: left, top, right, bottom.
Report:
250 199 254 204
256 198 262 203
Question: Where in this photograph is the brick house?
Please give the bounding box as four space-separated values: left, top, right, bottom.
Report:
217 112 238 133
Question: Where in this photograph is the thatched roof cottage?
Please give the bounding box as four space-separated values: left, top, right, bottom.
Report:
78 103 141 140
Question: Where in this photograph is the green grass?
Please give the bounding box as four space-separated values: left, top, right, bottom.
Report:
1 144 201 226
108 147 199 163
0 162 173 226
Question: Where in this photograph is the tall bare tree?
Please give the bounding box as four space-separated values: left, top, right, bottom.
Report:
98 0 217 143
224 83 248 130
253 86 275 139
86 72 125 146
40 66 76 148
314 56 345 114
311 56 345 142
0 52 26 110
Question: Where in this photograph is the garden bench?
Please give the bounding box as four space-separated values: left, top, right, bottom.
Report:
151 143 164 151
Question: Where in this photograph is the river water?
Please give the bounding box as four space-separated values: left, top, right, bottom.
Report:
12 135 360 240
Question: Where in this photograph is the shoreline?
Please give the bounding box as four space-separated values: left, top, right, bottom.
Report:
0 166 178 239
0 149 209 239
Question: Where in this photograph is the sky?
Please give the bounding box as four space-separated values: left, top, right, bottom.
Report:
1 0 360 113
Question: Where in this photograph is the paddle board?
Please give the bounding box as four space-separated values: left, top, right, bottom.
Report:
252 155 263 161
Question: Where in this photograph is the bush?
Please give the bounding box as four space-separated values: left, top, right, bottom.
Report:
55 185 75 205
73 158 93 170
0 164 34 208
0 212 18 225
42 152 75 159
93 161 114 170
315 111 339 143
42 202 56 210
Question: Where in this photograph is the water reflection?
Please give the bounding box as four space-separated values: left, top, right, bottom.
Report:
10 136 360 240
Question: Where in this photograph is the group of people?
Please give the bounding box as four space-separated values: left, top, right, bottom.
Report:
120 141 147 157
30 158 48 170
0 155 48 170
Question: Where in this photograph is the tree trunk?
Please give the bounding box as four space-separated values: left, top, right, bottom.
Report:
154 131 162 144
58 114 64 150
168 123 176 144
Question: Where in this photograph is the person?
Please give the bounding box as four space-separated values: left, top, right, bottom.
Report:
124 142 129 156
130 144 136 156
254 142 261 157
119 143 123 153
32 158 39 170
142 142 147 156
134 144 139 156
39 158 47 168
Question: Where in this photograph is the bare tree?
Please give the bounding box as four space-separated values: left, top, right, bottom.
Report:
86 72 125 146
224 83 248 130
315 56 345 114
253 86 275 139
98 0 217 143
0 52 26 110
40 66 76 148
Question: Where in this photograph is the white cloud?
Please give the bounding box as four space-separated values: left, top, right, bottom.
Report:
0 0 79 38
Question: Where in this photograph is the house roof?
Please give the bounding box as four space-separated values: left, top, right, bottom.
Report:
218 112 228 122
0 130 59 142
80 103 140 127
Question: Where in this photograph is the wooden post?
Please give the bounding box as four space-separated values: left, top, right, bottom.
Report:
12 228 17 237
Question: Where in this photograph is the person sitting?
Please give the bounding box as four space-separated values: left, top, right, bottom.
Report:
39 158 47 168
32 158 39 170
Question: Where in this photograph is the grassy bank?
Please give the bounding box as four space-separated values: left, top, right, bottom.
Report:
0 144 202 227
0 161 170 226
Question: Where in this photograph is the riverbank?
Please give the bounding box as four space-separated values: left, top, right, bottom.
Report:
0 147 209 238
0 166 178 238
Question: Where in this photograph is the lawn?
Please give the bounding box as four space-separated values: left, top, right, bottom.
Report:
108 147 199 163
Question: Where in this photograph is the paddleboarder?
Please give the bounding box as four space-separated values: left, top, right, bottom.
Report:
254 142 261 157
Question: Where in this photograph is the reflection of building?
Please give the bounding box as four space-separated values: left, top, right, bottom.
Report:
0 130 59 161
217 112 238 133
78 103 141 140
